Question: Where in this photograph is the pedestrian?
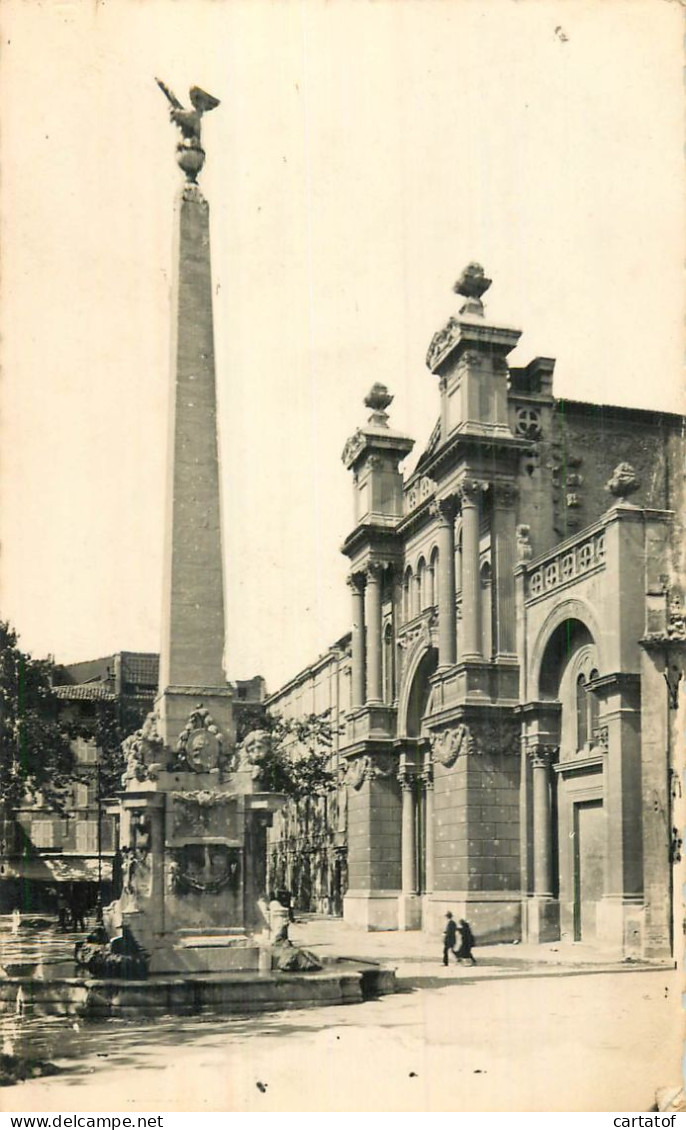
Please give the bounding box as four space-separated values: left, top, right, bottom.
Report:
56 888 68 932
10 907 21 935
456 918 477 965
442 911 459 965
71 890 87 933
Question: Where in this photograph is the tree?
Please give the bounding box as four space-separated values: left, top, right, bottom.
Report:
236 708 335 799
71 698 149 799
0 621 76 812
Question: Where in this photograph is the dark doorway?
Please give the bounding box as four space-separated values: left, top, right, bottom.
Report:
573 800 605 941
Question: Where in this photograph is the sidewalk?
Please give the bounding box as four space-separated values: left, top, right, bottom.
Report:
289 913 673 982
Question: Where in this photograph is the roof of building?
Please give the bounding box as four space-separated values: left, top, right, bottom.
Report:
120 652 159 685
53 684 116 702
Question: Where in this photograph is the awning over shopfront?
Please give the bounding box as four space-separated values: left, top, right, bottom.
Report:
0 856 112 883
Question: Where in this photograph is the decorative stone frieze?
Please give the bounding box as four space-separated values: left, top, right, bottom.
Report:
397 608 438 652
429 723 473 768
345 754 396 790
341 429 365 468
471 716 522 759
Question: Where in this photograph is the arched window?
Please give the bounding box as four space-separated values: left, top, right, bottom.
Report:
403 567 413 623
417 558 427 611
588 668 599 739
429 546 439 607
383 622 394 704
480 559 493 659
576 674 588 750
455 528 463 597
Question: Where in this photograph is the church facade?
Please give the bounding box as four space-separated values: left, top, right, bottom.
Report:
268 266 684 960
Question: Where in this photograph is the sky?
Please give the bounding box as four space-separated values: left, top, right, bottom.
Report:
0 0 683 693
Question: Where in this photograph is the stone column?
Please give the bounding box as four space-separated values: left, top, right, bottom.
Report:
422 764 435 894
492 482 518 658
400 769 416 894
431 498 457 668
348 574 366 709
365 563 384 704
531 746 554 896
398 765 420 929
459 479 482 660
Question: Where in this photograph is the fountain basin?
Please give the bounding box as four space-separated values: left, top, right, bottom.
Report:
0 961 396 1018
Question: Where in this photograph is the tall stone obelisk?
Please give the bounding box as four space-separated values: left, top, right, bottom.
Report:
154 79 234 750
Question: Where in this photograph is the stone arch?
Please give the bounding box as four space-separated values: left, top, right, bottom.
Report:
529 598 604 701
397 643 438 738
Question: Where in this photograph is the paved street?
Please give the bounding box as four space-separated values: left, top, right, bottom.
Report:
1 917 681 1113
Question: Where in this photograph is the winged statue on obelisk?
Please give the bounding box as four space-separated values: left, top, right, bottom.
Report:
156 78 220 183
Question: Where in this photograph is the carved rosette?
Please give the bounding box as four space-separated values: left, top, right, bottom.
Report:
430 723 472 768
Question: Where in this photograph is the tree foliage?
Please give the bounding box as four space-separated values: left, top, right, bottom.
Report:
71 699 148 799
236 707 335 800
0 621 75 812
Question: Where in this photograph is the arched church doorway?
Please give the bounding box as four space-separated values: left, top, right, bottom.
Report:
406 647 438 737
537 617 604 942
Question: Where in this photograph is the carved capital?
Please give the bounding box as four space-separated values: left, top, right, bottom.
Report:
420 764 434 789
457 479 482 508
397 766 415 791
528 744 558 770
347 572 366 595
429 496 457 526
366 561 385 584
492 481 518 508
